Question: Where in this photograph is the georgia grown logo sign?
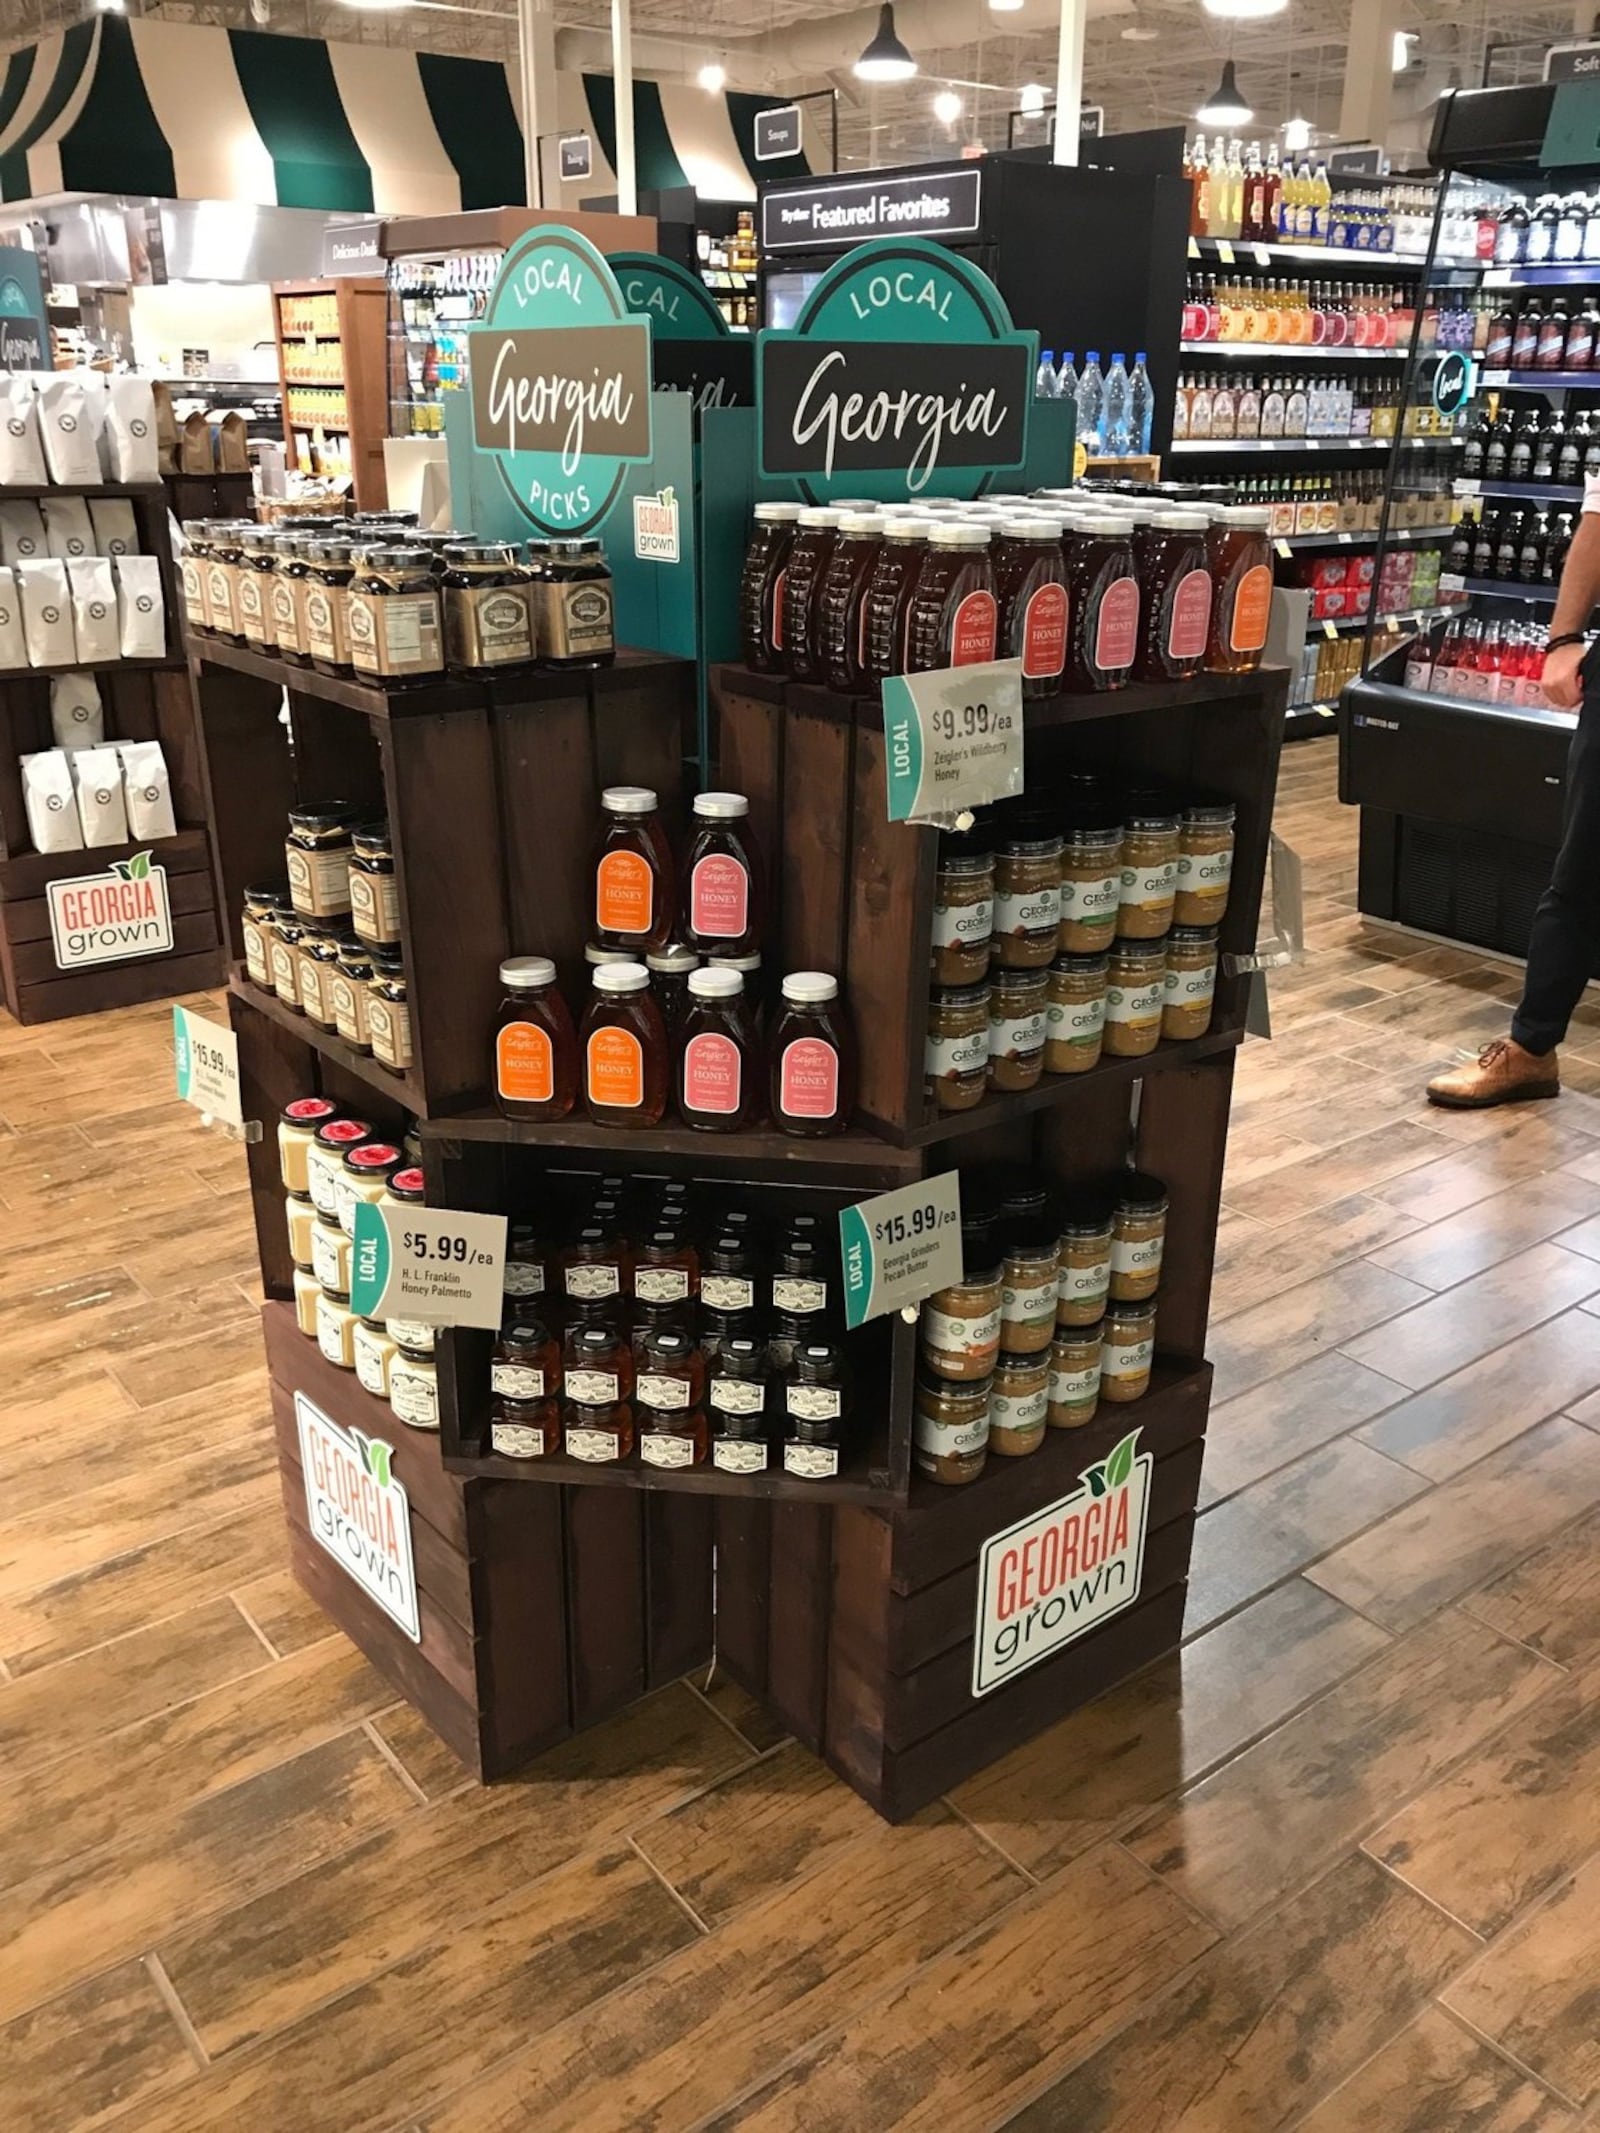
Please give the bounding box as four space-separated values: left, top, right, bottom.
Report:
46 849 173 970
296 1393 420 1642
468 224 654 536
757 238 1036 506
972 1431 1152 1697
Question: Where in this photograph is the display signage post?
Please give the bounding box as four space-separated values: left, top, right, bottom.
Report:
0 246 48 369
756 236 1036 507
322 219 384 275
609 251 753 415
465 225 654 536
47 850 173 969
559 133 594 180
755 105 803 161
761 168 983 253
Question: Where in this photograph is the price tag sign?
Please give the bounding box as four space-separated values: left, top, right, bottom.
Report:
173 1005 242 1130
1323 618 1339 640
1274 537 1292 558
1216 239 1234 264
881 659 1025 823
350 1202 507 1329
1441 571 1466 593
1253 243 1272 267
839 1172 963 1330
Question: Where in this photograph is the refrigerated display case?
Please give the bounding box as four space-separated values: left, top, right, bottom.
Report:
1341 82 1593 959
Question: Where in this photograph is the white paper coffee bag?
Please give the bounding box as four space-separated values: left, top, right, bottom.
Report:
21 750 84 854
88 498 138 557
105 376 159 482
43 495 94 562
72 744 129 847
114 553 166 658
0 566 23 668
0 374 46 485
68 556 119 662
35 373 102 486
118 740 177 840
18 559 74 666
0 499 47 568
51 671 104 749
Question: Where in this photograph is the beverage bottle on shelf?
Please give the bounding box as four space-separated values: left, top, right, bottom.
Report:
1260 374 1286 437
1537 298 1570 369
1236 372 1262 439
1189 372 1215 437
1431 619 1464 695
1530 194 1563 265
1519 512 1549 583
1534 413 1563 484
1130 354 1155 452
1310 163 1332 244
1448 510 1476 575
1558 412 1587 486
1283 375 1309 436
1585 422 1600 480
1512 301 1542 370
1485 296 1516 369
1461 406 1492 479
1056 351 1079 419
1494 509 1523 579
1494 198 1529 264
1469 623 1505 703
1558 192 1588 262
1262 143 1283 244
1403 627 1434 692
1508 412 1539 483
1173 372 1192 440
1294 156 1317 240
1225 139 1247 237
1547 510 1574 581
1211 374 1238 440
1190 135 1212 237
1484 408 1510 479
1076 352 1105 452
1469 509 1496 577
1244 143 1268 242
1036 348 1061 399
1103 354 1133 454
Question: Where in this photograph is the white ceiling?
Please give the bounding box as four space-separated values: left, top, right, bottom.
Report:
0 0 1589 170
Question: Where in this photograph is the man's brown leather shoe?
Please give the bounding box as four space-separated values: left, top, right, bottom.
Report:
1427 1038 1561 1110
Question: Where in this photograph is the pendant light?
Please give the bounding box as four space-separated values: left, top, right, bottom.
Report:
854 4 918 83
1194 59 1252 127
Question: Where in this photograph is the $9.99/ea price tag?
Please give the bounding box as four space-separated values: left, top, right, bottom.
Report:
350 1203 507 1329
881 659 1025 823
838 1173 963 1330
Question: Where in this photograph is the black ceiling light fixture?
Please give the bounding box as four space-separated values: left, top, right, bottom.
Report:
1195 58 1253 127
854 3 918 83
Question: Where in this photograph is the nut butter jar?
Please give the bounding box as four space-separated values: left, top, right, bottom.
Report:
1001 1231 1061 1355
1117 810 1181 939
1104 938 1166 1059
988 969 1048 1092
1044 951 1108 1075
1101 1294 1157 1402
1111 1173 1168 1300
914 1371 991 1486
926 982 990 1112
990 1349 1048 1456
993 833 1063 969
1059 826 1124 953
1048 1321 1103 1428
1163 925 1220 1041
920 1233 1003 1381
931 836 994 984
1175 803 1235 926
1057 1203 1113 1327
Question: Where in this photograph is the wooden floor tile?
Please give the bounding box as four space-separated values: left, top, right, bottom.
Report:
1307 1418 1600 1632
1355 1312 1600 1482
1002 1852 1473 2133
0 1372 270 1524
1123 1611 1558 1931
1464 1504 1600 1668
690 1670 790 1754
1294 2006 1577 2131
0 1960 194 2133
1222 1120 1456 1228
364 1706 475 1802
158 1683 748 2057
1224 1121 1320 1187
1339 1244 1600 1392
1210 1194 1426 1325
228 1567 335 1657
1202 1352 1409 1503
1369 1116 1599 1227
1444 1854 1600 2106
1207 1259 1431 1402
953 1581 1390 1881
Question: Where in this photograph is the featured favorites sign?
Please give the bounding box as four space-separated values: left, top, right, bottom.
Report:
757 238 1035 507
468 225 653 536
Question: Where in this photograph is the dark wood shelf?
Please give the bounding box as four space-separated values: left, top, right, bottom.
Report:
0 825 211 899
229 966 425 1111
424 1108 922 1186
841 664 1279 736
441 1437 900 1504
0 656 181 684
0 482 165 499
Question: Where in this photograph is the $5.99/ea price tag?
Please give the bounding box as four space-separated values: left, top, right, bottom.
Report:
881 659 1025 823
350 1202 508 1328
838 1173 963 1330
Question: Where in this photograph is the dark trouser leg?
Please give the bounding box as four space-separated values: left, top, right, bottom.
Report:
1512 681 1600 1056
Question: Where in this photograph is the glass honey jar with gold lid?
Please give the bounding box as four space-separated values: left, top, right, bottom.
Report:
301 539 357 675
347 545 444 685
441 541 533 672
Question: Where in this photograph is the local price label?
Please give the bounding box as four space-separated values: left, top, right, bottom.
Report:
838 1172 963 1330
172 1005 243 1130
350 1203 508 1329
882 659 1025 823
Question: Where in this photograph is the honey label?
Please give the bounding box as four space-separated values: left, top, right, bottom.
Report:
595 849 653 937
390 1365 439 1429
330 976 369 1048
492 1363 546 1399
349 590 442 676
773 1276 827 1314
565 1368 619 1405
565 1427 620 1463
1167 569 1212 661
504 1262 546 1296
784 1441 840 1479
787 1384 842 1422
690 853 749 939
316 1299 351 1366
312 1223 347 1290
778 1036 839 1121
640 1432 696 1468
1228 563 1273 654
497 1020 554 1105
635 1267 691 1303
269 938 300 1004
532 578 615 663
701 1274 755 1313
445 583 531 667
711 1377 765 1416
565 1263 619 1299
638 1373 692 1411
1021 583 1067 680
386 1318 436 1353
683 1031 742 1116
492 1421 552 1458
367 994 412 1071
1093 576 1140 674
242 915 270 987
285 843 352 919
353 1322 393 1397
950 589 997 667
586 1024 645 1111
714 1437 768 1472
299 957 327 1025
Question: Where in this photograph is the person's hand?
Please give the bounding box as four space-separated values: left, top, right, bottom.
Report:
1542 639 1587 711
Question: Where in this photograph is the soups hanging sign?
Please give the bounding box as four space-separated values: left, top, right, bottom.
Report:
757 238 1036 506
468 225 653 536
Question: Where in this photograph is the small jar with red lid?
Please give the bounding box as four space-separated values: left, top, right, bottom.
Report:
679 965 761 1131
1133 510 1212 682
771 972 856 1137
336 1141 406 1237
279 1096 341 1196
306 1116 374 1218
682 792 764 956
1066 513 1140 692
906 522 998 673
995 514 1068 697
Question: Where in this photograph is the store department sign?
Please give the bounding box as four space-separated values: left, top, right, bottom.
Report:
297 1394 421 1643
322 219 384 276
972 1432 1152 1696
1546 42 1600 82
757 238 1035 505
1431 350 1473 419
761 168 982 252
468 225 653 535
47 850 173 970
559 133 593 180
755 104 803 160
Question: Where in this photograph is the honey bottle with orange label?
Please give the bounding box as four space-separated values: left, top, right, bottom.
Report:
494 955 578 1120
1205 504 1273 675
594 786 676 953
580 961 670 1127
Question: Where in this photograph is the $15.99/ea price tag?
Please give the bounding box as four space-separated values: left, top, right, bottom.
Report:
881 659 1025 823
172 1004 243 1130
838 1173 963 1330
350 1202 507 1329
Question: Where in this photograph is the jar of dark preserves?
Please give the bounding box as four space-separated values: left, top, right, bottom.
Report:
563 1316 634 1411
1133 510 1212 682
862 518 928 681
1066 514 1140 692
594 786 676 953
780 508 841 680
818 510 885 692
347 546 444 684
530 537 614 668
441 541 533 672
682 791 764 955
285 805 357 922
302 540 357 675
906 522 998 672
995 514 1068 696
366 946 412 1073
242 881 289 989
236 527 276 649
272 534 309 661
346 822 400 947
738 502 801 672
709 1335 771 1471
679 964 761 1130
771 971 855 1136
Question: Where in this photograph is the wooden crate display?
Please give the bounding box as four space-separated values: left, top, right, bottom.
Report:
272 277 390 510
0 485 224 1022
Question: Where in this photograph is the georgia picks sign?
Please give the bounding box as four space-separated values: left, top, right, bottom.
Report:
47 849 173 970
297 1393 420 1642
971 1431 1152 1697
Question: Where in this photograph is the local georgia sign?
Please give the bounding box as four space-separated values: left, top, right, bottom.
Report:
757 238 1036 507
468 225 654 536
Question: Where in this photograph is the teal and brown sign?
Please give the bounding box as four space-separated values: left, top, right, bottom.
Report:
468 224 654 535
610 250 752 415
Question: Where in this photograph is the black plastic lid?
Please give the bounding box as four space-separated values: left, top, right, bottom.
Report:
500 1316 550 1349
1113 1169 1169 1213
793 1341 844 1383
717 1337 768 1376
576 1324 617 1352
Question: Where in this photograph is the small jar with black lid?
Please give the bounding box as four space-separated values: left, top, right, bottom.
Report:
441 541 533 672
331 941 375 1052
285 805 358 922
645 944 700 1036
348 823 401 947
493 1315 561 1404
633 1228 699 1308
783 1339 851 1479
637 1329 707 1469
564 1222 629 1307
504 1218 554 1309
346 546 443 685
242 882 289 989
702 1230 760 1317
367 947 412 1073
771 1224 830 1323
529 537 615 667
1110 1172 1168 1300
563 1321 634 1462
301 539 357 675
295 924 343 1031
1101 1293 1157 1402
269 915 304 1010
390 1332 440 1430
709 1336 772 1471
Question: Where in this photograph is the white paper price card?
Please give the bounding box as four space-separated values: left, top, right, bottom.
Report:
172 1005 242 1130
350 1202 507 1329
881 660 1025 823
839 1172 963 1330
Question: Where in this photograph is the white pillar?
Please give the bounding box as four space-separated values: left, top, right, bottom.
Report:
517 0 557 208
612 0 638 216
1053 0 1087 165
1339 0 1398 148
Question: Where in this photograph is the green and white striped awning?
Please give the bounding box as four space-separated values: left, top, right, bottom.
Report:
0 16 810 211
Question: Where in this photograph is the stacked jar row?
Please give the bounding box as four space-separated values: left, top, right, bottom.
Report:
927 791 1235 1111
490 1182 857 1479
737 495 1273 696
914 1167 1168 1486
278 1100 439 1429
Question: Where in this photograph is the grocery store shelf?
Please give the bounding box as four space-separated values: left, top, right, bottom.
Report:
1189 235 1427 272
1320 602 1462 636
1274 525 1450 553
1178 340 1407 361
1461 576 1558 604
1286 702 1341 738
1483 263 1600 288
1480 369 1600 391
1458 478 1586 503
1172 435 1402 454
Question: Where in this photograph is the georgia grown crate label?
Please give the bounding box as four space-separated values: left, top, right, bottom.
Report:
172 1005 243 1130
882 659 1024 822
47 849 173 969
972 1431 1152 1696
350 1203 507 1329
839 1171 962 1329
296 1393 420 1642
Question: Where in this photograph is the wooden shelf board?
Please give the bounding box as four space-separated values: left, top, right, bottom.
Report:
441 1439 903 1505
425 1108 923 1185
0 482 165 500
0 826 212 901
0 656 180 685
229 968 426 1111
835 665 1283 736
